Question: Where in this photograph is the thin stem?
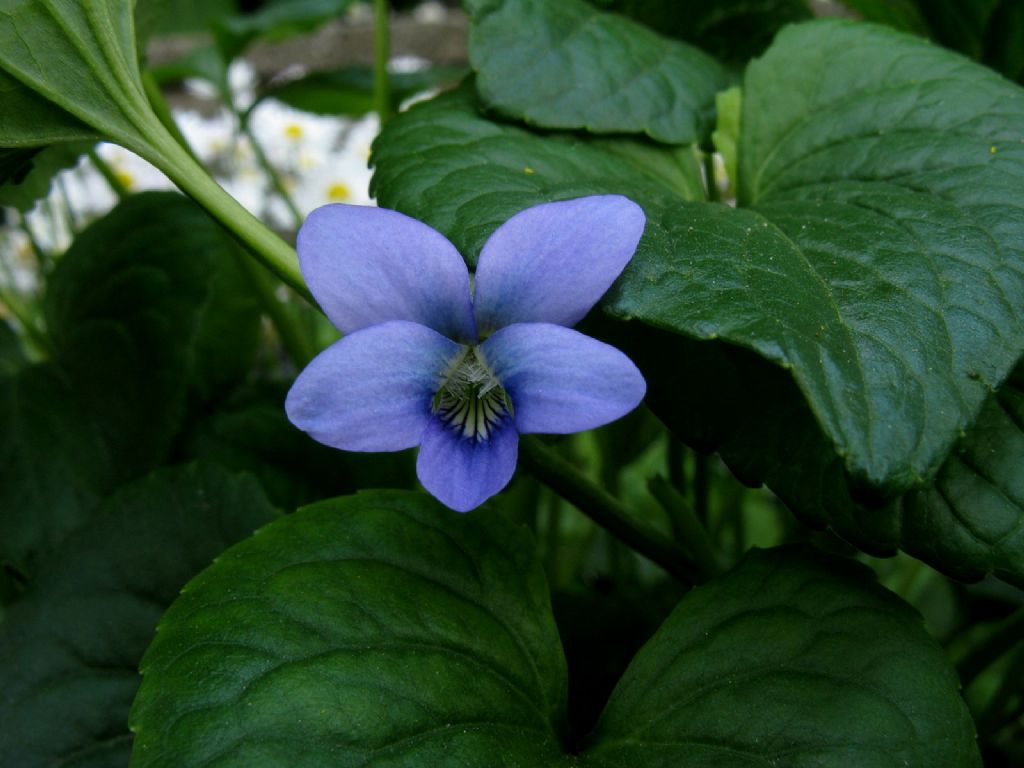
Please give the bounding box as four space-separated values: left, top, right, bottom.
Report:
694 451 710 524
239 115 304 229
667 436 686 496
519 437 701 584
704 152 720 203
87 148 129 199
976 643 1024 739
142 70 200 163
144 129 310 301
0 289 51 356
17 214 49 274
373 0 394 125
958 607 1024 688
233 250 315 369
648 476 721 579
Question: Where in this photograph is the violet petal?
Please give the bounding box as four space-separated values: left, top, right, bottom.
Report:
297 204 476 341
286 320 459 452
482 322 646 434
416 416 519 512
473 196 645 333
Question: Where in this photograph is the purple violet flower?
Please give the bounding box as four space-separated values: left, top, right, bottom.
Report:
285 195 647 512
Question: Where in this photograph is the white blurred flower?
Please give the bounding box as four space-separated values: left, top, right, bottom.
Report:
176 108 239 165
185 59 258 112
413 1 448 24
249 99 341 171
0 228 39 295
96 144 174 194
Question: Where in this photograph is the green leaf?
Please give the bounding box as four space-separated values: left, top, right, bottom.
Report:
0 319 26 377
583 547 981 767
897 361 1024 586
735 19 1024 492
183 381 416 510
370 82 705 264
0 463 278 768
212 0 355 63
259 65 468 117
129 490 569 767
0 141 91 213
0 364 115 570
464 0 729 144
130 504 979 765
0 69 97 149
44 193 224 476
0 193 262 572
0 0 155 150
589 0 812 63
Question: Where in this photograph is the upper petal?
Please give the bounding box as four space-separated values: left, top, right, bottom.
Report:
297 204 476 340
286 320 460 452
416 416 519 512
481 323 646 435
473 196 645 333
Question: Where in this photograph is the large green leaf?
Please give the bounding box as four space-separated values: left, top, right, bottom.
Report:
464 0 729 144
736 19 1024 492
897 361 1024 585
0 0 154 150
583 547 980 767
0 364 115 570
45 193 225 476
589 0 812 63
129 491 570 766
129 500 979 766
373 20 1024 504
0 193 261 572
0 463 278 768
370 83 705 263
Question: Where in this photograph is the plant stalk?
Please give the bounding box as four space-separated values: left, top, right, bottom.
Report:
373 0 394 125
520 437 701 584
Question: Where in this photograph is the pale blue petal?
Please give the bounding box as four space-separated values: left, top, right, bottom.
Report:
416 417 519 512
482 323 646 434
286 321 460 451
298 204 476 341
473 196 645 332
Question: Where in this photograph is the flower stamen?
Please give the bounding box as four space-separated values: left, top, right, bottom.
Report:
433 347 512 441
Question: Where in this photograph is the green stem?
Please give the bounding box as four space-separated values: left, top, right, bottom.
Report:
519 437 701 584
648 476 721 579
704 152 720 203
694 451 710 524
145 130 309 301
233 251 315 368
87 148 129 200
373 0 393 125
17 215 49 275
976 643 1024 739
142 70 200 163
667 436 686 496
958 607 1024 688
239 114 304 229
0 289 51 356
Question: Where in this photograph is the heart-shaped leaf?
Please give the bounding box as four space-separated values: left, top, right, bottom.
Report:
0 463 277 767
130 491 570 766
465 0 729 144
130 495 979 766
0 193 261 572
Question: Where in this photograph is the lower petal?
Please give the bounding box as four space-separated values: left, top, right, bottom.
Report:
416 416 519 512
286 321 460 452
481 323 646 434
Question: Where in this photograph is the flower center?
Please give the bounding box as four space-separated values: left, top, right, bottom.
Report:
432 346 512 441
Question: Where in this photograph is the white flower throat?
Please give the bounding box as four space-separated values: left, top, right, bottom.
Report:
432 346 512 442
